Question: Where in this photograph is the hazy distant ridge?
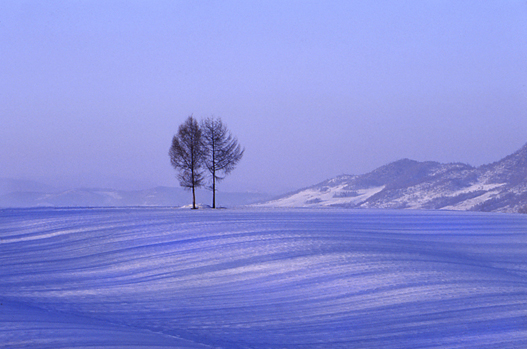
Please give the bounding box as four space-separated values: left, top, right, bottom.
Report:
259 143 527 213
0 182 269 208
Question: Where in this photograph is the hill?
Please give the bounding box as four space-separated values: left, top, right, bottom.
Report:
259 143 527 213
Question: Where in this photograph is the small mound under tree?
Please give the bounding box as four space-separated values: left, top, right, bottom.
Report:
169 116 205 209
201 117 244 208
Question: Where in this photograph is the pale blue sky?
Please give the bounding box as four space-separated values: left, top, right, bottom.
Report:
2 1 527 194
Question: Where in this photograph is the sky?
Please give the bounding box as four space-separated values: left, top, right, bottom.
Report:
1 1 527 194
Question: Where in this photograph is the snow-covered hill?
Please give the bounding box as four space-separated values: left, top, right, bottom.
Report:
259 143 527 213
2 208 527 348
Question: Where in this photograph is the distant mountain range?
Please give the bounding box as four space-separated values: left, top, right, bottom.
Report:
5 143 527 212
258 143 527 213
0 179 270 208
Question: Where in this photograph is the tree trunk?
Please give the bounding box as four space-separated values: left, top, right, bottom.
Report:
212 175 216 208
212 143 216 208
192 185 196 209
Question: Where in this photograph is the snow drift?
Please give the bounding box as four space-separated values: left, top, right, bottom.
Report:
2 208 527 348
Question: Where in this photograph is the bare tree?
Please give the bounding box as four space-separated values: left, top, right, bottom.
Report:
201 117 244 208
169 116 205 209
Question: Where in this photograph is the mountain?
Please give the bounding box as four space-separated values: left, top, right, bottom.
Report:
258 143 527 213
0 185 270 208
0 178 58 196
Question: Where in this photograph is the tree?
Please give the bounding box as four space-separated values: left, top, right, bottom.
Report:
169 116 205 209
201 117 244 208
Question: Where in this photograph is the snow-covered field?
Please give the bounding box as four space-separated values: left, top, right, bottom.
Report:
2 207 527 348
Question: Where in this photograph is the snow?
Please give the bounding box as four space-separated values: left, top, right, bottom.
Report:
442 191 501 211
360 182 508 211
435 183 507 210
453 182 506 194
258 185 385 207
2 207 527 348
97 190 123 200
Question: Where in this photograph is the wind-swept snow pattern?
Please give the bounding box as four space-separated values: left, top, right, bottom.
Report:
2 207 527 348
